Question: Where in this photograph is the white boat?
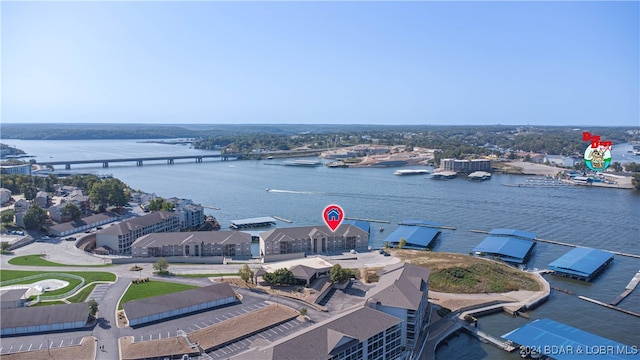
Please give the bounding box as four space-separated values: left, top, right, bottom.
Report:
468 171 492 181
394 169 431 176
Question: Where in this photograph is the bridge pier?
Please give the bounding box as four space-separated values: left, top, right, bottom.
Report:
167 159 174 165
65 163 71 170
103 162 109 168
196 157 202 163
137 160 143 166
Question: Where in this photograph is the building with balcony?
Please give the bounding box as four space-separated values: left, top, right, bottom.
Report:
96 211 179 254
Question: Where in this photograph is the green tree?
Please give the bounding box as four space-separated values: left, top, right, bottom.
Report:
20 184 37 200
632 173 640 191
398 238 407 249
1 241 10 253
153 257 170 274
104 178 129 208
89 182 110 212
62 203 82 221
299 307 308 317
23 204 47 230
611 162 623 172
263 268 295 285
88 299 98 316
1 210 15 224
625 162 640 173
330 264 351 284
238 264 254 283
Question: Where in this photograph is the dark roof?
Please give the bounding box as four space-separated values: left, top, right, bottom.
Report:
0 289 26 302
242 306 402 360
0 303 88 329
384 220 441 248
365 263 430 310
123 283 235 321
472 236 535 264
502 318 635 360
547 247 613 278
99 211 178 236
49 212 118 233
289 265 319 281
132 231 251 248
260 224 368 243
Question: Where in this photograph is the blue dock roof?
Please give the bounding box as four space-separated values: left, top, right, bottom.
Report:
472 236 535 264
547 247 613 280
502 318 638 359
385 220 441 249
489 228 536 240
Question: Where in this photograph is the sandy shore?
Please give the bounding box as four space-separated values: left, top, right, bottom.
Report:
497 161 565 176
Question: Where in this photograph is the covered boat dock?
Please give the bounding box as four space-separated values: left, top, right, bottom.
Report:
384 220 441 250
230 217 277 229
502 318 638 359
547 247 614 281
472 229 536 264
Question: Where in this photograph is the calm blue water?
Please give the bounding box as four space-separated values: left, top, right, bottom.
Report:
7 139 640 358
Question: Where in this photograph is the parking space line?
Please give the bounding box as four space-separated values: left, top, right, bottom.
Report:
194 324 202 329
258 334 268 340
39 343 43 350
269 329 278 335
49 342 53 349
59 340 64 347
28 344 33 351
18 345 23 352
220 349 227 355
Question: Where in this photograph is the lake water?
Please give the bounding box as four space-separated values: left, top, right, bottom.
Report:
6 139 640 358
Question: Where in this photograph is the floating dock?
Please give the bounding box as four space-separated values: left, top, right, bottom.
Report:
398 221 456 230
230 217 277 229
344 217 390 224
272 216 292 223
579 296 640 318
502 318 639 359
611 270 640 306
471 229 536 265
385 220 442 250
470 230 640 259
547 247 614 282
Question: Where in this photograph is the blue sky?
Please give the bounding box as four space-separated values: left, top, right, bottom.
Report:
2 1 638 126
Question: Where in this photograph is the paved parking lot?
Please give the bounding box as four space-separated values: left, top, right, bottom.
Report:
87 283 110 303
205 317 310 359
0 334 87 355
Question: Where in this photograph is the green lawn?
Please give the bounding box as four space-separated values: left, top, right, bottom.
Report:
0 270 116 284
118 280 199 310
67 283 98 303
8 254 111 267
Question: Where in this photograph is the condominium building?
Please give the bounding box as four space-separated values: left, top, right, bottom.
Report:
259 224 369 262
96 211 179 254
440 158 492 173
131 231 251 259
365 263 431 351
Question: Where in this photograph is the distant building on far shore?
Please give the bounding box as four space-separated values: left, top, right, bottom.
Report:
440 158 492 173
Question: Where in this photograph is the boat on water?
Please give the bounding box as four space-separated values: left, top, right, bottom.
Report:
394 169 431 176
468 171 492 181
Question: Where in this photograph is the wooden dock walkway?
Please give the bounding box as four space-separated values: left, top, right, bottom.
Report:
345 217 390 224
272 216 292 223
400 222 457 230
610 270 640 306
470 230 640 259
579 296 640 318
461 323 517 352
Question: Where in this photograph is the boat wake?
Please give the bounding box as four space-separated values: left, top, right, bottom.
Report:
266 189 322 195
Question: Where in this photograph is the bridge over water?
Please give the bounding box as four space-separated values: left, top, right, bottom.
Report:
36 154 238 170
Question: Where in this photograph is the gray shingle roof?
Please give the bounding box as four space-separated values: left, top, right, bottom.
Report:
260 224 368 243
235 306 402 360
132 231 250 248
0 303 88 329
99 211 178 236
365 263 430 310
123 283 235 321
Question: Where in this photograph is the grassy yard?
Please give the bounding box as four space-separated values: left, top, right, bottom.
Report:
0 270 116 284
389 249 541 293
8 254 111 267
31 300 67 306
67 283 98 303
118 280 199 310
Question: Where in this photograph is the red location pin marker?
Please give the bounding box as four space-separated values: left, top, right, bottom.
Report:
323 204 344 232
